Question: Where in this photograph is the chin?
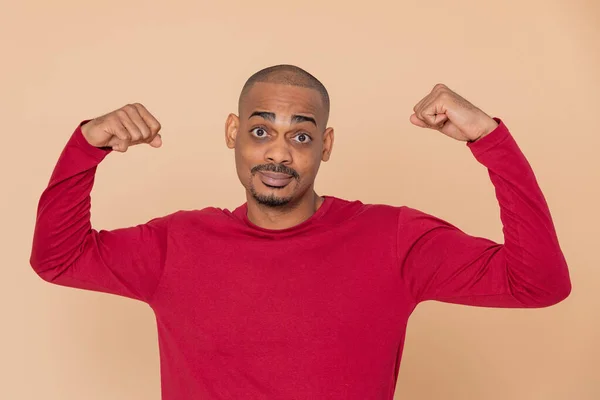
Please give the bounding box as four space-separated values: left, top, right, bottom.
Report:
252 190 294 207
250 182 297 207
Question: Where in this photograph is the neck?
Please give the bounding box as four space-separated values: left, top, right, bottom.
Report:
246 190 324 230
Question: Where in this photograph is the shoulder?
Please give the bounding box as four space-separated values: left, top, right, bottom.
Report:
328 196 451 228
144 206 238 231
326 195 404 225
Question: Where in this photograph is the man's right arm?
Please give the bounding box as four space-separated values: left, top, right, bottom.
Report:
29 104 170 303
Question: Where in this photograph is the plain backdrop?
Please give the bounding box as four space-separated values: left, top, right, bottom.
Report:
1 0 599 399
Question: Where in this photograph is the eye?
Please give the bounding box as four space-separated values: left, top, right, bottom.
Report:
250 127 268 138
293 133 312 144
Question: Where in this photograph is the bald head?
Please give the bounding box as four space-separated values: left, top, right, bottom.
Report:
238 65 330 122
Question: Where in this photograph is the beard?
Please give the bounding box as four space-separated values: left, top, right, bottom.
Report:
248 163 300 208
250 188 293 207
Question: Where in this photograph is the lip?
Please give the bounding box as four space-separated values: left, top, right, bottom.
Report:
258 171 294 187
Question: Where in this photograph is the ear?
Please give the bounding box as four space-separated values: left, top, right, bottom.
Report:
225 113 239 149
321 127 334 162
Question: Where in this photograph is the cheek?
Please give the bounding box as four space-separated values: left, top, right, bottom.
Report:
234 147 254 186
235 142 262 169
295 150 322 178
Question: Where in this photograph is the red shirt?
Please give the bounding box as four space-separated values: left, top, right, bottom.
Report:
30 118 571 399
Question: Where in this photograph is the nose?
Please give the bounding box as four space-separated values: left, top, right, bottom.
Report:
264 137 292 165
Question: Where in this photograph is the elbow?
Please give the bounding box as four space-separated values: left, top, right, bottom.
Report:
29 255 51 283
538 278 571 307
29 225 88 284
29 250 64 284
552 276 572 305
29 237 55 283
540 257 573 307
515 271 572 308
507 253 572 308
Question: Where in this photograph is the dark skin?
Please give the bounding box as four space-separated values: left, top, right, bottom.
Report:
225 82 335 230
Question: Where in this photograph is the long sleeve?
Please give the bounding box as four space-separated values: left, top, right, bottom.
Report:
29 122 173 303
397 118 572 308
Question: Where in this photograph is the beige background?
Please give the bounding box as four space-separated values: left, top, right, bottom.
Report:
1 0 599 399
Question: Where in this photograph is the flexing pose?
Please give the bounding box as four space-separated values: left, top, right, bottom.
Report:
30 65 571 399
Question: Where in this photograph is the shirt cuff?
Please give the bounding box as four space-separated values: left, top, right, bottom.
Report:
70 120 113 161
466 117 510 157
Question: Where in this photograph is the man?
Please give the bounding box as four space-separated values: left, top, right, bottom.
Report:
30 65 571 399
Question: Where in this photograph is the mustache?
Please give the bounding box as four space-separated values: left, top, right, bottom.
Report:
251 163 300 179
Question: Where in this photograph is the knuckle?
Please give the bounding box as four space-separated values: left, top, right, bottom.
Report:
439 91 451 101
139 122 150 132
147 118 160 134
115 109 128 119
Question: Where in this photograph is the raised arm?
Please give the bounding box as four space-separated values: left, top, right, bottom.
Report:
29 103 171 303
398 85 571 308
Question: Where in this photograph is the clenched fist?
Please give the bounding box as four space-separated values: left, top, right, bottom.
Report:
410 84 498 142
81 103 162 152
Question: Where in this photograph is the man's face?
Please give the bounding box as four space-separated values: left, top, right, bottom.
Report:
225 82 334 208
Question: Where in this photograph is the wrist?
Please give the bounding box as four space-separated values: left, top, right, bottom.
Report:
80 120 92 141
469 117 498 143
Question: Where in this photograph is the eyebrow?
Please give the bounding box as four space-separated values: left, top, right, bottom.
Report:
249 111 317 127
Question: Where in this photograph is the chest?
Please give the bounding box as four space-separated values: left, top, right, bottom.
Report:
151 232 411 356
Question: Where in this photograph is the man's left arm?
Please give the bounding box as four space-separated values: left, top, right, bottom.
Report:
398 84 572 308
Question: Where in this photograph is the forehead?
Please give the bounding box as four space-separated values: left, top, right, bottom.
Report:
240 82 326 121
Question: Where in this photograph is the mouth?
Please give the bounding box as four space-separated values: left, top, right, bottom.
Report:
257 171 295 188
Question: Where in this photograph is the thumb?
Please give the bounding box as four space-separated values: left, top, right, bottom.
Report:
410 113 429 128
149 133 162 148
107 136 129 152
